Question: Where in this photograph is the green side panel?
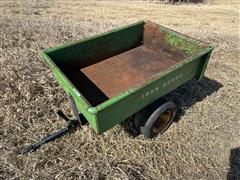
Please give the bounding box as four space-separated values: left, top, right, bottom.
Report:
46 21 144 69
96 57 203 133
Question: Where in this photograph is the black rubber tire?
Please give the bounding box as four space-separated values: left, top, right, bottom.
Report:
134 98 168 130
140 101 176 139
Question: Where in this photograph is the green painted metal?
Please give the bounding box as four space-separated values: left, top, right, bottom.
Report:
156 24 209 55
41 21 213 134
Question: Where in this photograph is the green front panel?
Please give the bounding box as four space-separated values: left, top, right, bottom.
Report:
51 67 99 132
96 57 202 133
46 21 144 69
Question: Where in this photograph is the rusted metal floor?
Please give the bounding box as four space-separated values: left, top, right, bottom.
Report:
80 45 186 98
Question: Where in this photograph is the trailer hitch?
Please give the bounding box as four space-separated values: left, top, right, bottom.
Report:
18 96 83 154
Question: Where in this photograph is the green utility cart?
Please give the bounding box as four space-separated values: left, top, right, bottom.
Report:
20 21 213 154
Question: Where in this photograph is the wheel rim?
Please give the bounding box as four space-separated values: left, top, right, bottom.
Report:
152 109 174 134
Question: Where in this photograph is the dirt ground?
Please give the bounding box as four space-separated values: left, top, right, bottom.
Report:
0 0 239 179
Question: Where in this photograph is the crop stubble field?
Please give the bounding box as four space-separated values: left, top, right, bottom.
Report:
0 0 239 179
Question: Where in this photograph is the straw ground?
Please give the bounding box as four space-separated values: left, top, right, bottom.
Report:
0 0 239 179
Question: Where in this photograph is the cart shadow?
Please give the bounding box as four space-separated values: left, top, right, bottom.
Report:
121 76 223 137
169 0 204 4
167 76 223 123
227 147 240 180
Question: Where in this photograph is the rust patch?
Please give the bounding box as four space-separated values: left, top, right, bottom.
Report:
81 45 186 98
144 21 189 60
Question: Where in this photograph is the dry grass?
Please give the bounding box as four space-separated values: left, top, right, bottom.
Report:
0 0 240 179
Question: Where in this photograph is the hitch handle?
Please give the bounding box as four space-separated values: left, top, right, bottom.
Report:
18 96 82 154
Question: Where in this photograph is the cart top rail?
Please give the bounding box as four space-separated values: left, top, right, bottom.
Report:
43 21 212 107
